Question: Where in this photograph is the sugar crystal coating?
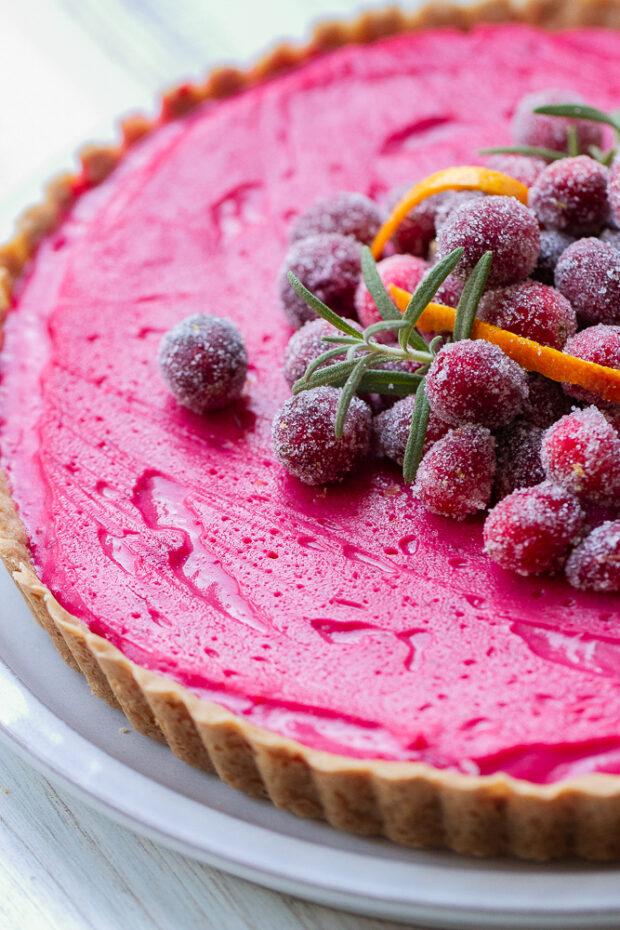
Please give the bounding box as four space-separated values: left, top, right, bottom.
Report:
485 153 547 187
289 192 382 245
374 393 450 466
483 481 586 575
566 520 620 591
494 419 545 500
521 372 572 428
435 196 540 287
512 88 604 154
434 190 485 231
383 185 444 256
529 156 610 236
608 157 620 227
272 386 371 485
158 314 248 413
425 339 528 429
282 317 360 387
354 253 428 334
555 238 620 325
600 228 620 251
562 324 620 406
278 233 362 329
413 425 496 520
477 279 576 349
533 230 575 286
541 406 620 504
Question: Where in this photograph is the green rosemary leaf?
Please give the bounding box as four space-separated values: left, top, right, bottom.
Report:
291 358 357 394
452 251 492 342
566 125 580 157
287 272 362 338
360 246 402 322
335 355 374 438
399 247 464 352
303 345 351 381
428 334 446 356
356 369 424 395
533 103 620 132
321 335 361 345
402 381 430 484
478 145 564 161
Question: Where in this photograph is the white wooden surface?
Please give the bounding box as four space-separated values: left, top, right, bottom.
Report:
0 1 430 927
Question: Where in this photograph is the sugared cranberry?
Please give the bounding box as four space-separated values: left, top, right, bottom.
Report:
158 314 247 413
374 393 450 466
494 419 545 500
600 228 620 251
541 406 620 504
532 230 575 286
485 153 547 187
425 340 528 429
413 425 495 520
435 196 540 287
282 317 360 387
483 481 586 575
512 89 604 154
477 279 576 350
383 186 444 256
555 238 620 325
608 157 620 227
433 271 465 307
562 324 620 406
521 372 572 428
529 156 609 236
289 192 382 246
278 233 362 329
354 253 428 333
271 386 371 485
434 191 485 231
566 521 620 591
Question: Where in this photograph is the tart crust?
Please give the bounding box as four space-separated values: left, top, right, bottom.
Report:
4 0 620 860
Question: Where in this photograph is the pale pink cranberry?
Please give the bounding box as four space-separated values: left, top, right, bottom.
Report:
413 425 495 520
541 406 620 504
533 230 575 286
608 157 620 227
435 196 540 287
282 317 360 387
521 373 572 428
484 481 586 575
425 340 528 429
485 153 547 187
478 279 576 350
529 156 609 236
555 238 620 326
374 393 450 466
566 521 620 591
354 253 428 333
512 89 604 154
383 185 445 256
289 192 382 245
272 386 371 485
494 420 545 500
562 324 620 407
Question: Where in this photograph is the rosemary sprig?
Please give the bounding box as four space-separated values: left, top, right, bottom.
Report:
287 273 362 338
533 103 620 132
402 381 431 484
453 251 492 341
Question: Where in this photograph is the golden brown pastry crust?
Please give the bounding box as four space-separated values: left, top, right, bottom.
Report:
3 0 620 860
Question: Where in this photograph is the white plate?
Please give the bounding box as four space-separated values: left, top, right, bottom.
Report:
1 566 620 928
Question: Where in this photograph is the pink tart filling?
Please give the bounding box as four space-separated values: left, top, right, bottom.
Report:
3 24 620 783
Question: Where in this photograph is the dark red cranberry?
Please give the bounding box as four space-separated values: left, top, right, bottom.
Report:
521 372 572 428
433 271 465 307
477 279 576 350
532 230 575 286
413 425 495 520
566 520 620 591
485 153 547 187
555 239 620 325
383 186 445 256
271 386 371 485
494 419 545 500
483 481 586 575
512 89 604 154
541 406 620 504
282 317 360 387
278 233 362 329
608 157 620 227
562 324 620 406
529 156 610 236
425 339 528 429
435 196 540 287
434 190 485 231
374 393 450 466
354 253 428 333
158 314 247 413
289 192 382 246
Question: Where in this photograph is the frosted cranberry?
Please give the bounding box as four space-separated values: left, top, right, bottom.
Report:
562 325 620 406
435 196 540 287
521 372 572 428
566 521 620 591
477 280 576 350
289 192 382 246
434 190 485 231
608 157 620 227
383 186 444 256
354 253 428 333
529 156 609 236
158 314 247 413
282 317 360 387
426 340 528 429
374 393 450 466
555 239 620 326
494 420 545 500
272 386 371 485
600 228 620 251
533 230 575 286
433 272 465 307
278 233 362 329
512 89 604 154
413 425 495 520
485 153 547 187
541 406 620 504
483 481 586 575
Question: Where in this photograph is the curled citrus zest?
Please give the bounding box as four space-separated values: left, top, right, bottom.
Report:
371 166 529 259
390 285 620 405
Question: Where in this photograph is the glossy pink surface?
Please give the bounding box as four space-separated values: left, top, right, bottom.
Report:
3 25 620 782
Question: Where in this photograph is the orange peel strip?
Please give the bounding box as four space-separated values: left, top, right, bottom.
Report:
371 166 529 259
390 285 620 406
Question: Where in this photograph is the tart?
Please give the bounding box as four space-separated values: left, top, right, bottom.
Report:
4 1 620 861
